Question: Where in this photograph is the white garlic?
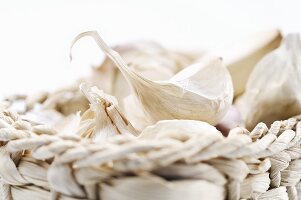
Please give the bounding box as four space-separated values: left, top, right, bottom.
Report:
75 40 198 131
91 41 196 111
123 94 150 131
21 37 196 132
236 33 301 129
139 119 223 139
71 31 233 126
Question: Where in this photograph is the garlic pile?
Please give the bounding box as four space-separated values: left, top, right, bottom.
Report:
71 31 233 129
5 30 301 200
6 29 296 137
236 33 301 129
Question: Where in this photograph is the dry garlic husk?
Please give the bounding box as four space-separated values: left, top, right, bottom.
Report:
76 84 137 140
82 41 198 130
236 33 301 129
221 29 282 97
78 40 197 100
75 40 198 130
17 40 195 131
99 42 197 104
71 31 233 126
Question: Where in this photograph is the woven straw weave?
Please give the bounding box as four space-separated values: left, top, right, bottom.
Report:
1 107 301 200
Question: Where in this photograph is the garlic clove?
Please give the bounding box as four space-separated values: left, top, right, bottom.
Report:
153 55 233 125
139 119 223 139
219 29 282 97
71 31 233 126
89 41 198 114
216 105 243 136
123 94 150 131
236 33 301 130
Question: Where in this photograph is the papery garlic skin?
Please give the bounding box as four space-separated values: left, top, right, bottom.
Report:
15 36 197 133
71 31 233 128
81 41 197 112
236 33 301 130
135 55 233 125
76 84 137 140
123 94 150 131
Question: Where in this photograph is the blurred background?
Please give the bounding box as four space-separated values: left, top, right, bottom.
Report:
0 0 300 97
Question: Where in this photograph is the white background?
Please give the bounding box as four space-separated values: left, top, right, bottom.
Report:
0 0 300 97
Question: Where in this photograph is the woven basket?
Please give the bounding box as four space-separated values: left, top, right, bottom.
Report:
1 99 301 200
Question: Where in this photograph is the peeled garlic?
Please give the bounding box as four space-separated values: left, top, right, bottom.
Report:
236 33 301 129
71 31 233 126
219 29 282 97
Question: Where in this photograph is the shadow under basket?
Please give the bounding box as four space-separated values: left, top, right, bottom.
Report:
0 107 300 200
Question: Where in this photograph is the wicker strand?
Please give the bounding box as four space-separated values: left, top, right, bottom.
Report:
1 109 300 199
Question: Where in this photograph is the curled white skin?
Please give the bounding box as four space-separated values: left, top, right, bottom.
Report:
70 31 233 127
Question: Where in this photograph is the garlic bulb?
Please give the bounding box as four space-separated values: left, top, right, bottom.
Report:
236 33 301 129
71 31 233 125
220 29 282 97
